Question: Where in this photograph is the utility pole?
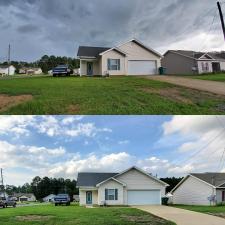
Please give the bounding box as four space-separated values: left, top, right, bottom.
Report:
0 168 5 198
217 1 225 41
7 44 11 76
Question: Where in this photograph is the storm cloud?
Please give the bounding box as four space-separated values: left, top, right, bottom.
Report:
0 0 224 61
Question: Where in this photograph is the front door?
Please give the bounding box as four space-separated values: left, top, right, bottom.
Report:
212 62 221 73
86 191 92 204
87 62 93 76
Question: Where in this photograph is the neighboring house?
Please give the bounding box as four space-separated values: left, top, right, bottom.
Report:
171 173 225 206
73 195 80 202
0 65 16 75
43 194 56 202
162 50 225 75
77 166 169 206
77 38 162 76
13 193 36 202
19 67 42 75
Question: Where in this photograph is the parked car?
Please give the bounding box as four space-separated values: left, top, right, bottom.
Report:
0 197 6 208
0 197 16 208
52 65 71 77
53 194 70 206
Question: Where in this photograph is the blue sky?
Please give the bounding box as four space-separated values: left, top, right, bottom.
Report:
0 116 225 185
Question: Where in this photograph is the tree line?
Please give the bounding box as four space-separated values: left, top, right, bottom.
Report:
160 177 183 193
3 176 79 201
0 55 80 74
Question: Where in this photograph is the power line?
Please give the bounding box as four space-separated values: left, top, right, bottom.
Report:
173 122 225 166
199 8 218 51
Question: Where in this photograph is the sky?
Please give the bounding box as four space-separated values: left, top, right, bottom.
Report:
0 115 225 186
0 0 225 62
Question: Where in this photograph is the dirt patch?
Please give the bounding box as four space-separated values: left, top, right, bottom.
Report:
141 87 194 104
16 215 54 221
0 94 33 112
67 104 80 114
121 214 167 224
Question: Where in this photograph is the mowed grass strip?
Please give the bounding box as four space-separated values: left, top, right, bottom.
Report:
0 204 176 225
0 76 225 115
181 73 225 82
173 205 225 219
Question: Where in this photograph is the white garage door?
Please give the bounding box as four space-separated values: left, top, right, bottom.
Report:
128 60 157 75
127 190 161 205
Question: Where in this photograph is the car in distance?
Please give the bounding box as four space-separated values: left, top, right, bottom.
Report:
0 197 16 208
52 65 71 77
53 194 70 206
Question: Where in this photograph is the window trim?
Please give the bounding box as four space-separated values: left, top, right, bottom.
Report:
107 59 120 71
105 188 118 201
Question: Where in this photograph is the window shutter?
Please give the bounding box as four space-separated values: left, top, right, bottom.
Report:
107 59 111 70
118 60 120 70
105 189 108 200
115 189 118 200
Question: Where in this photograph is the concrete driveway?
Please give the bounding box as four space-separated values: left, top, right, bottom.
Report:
135 206 225 225
143 75 225 96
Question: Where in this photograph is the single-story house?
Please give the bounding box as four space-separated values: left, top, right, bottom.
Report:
77 39 162 76
13 193 36 202
162 50 225 75
0 65 16 75
77 166 169 206
43 194 56 202
171 173 225 206
19 67 42 75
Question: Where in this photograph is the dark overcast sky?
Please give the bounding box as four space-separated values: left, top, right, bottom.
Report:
0 0 224 62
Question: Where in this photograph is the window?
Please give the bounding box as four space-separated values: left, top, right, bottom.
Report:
201 62 209 72
107 59 120 71
105 189 118 201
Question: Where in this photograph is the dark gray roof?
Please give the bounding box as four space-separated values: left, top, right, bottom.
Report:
77 172 118 187
169 50 225 60
77 46 111 58
191 173 225 187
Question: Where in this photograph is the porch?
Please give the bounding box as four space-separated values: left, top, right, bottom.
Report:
80 58 101 76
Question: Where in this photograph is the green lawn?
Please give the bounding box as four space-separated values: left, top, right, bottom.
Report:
183 73 225 82
0 76 225 115
0 204 176 225
173 205 225 219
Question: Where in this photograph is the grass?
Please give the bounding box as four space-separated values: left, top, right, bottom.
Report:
0 204 176 225
173 205 225 219
0 76 225 115
182 73 225 82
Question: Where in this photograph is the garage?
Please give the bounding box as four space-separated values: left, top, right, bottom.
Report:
128 60 157 75
127 190 161 205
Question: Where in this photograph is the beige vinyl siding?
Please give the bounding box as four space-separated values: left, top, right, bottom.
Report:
162 52 197 75
98 180 124 205
118 41 161 72
173 176 215 206
80 60 87 76
116 168 165 205
101 50 126 75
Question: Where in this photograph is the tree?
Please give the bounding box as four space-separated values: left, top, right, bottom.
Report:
160 177 183 193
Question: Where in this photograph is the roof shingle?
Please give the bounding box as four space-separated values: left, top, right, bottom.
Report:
77 173 118 187
77 46 110 58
